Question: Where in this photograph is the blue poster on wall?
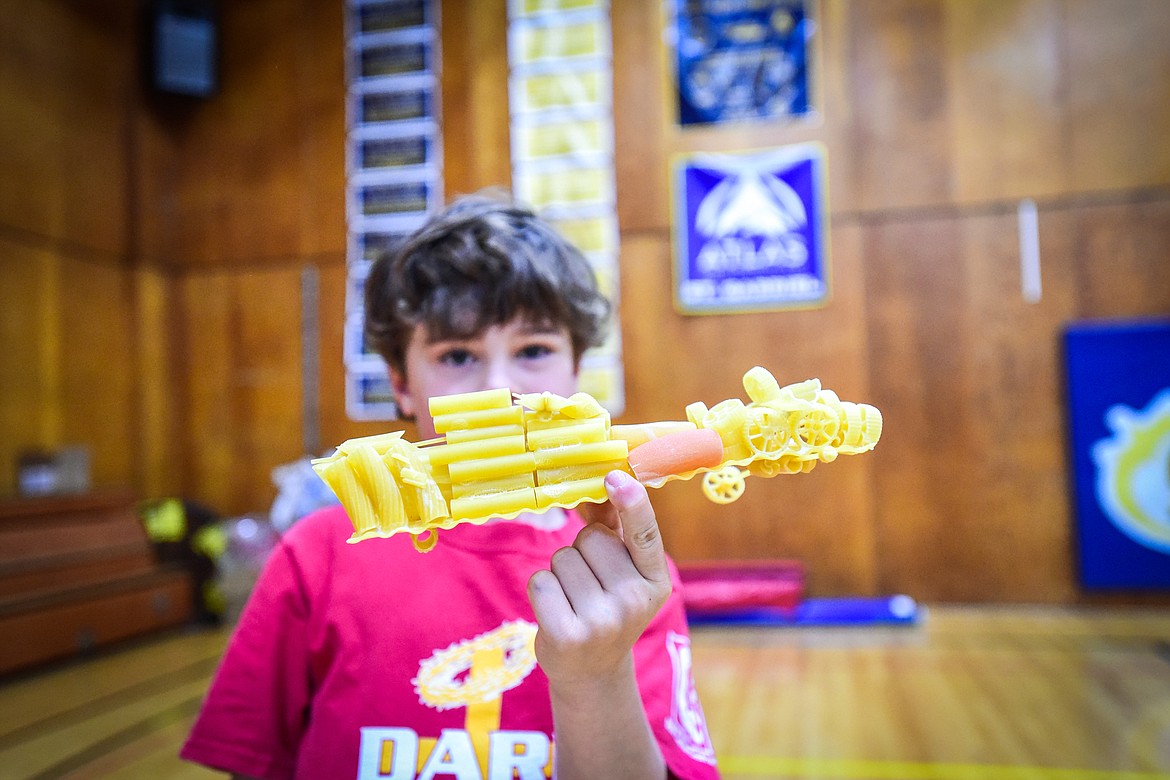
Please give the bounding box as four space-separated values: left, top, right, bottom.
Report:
672 0 813 127
671 144 829 314
1065 319 1170 589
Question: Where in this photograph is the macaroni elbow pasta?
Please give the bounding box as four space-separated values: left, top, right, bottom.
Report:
312 367 882 552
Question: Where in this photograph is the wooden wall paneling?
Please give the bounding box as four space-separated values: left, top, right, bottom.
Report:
207 0 306 265
848 0 954 212
0 5 62 242
292 0 347 259
133 266 182 500
0 2 134 257
611 0 670 233
945 0 1071 204
54 5 135 259
1066 198 1170 319
132 104 184 267
140 0 348 268
954 208 1080 602
817 0 861 216
865 208 1083 602
179 267 306 516
440 0 512 198
1063 0 1170 193
865 214 984 601
0 249 144 500
231 268 306 513
0 245 58 497
178 271 233 511
151 0 342 268
56 256 137 491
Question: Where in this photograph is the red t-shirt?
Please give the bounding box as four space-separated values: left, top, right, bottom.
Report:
181 505 720 779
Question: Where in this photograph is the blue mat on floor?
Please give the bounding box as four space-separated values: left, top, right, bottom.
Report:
687 595 920 626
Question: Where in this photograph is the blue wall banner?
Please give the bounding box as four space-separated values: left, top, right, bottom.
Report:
672 0 813 127
671 144 829 315
1065 319 1170 589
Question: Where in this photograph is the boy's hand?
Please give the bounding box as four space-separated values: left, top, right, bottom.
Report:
527 470 673 687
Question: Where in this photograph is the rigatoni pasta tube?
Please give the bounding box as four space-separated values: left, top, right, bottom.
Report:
532 440 628 470
535 477 608 508
336 430 407 456
315 456 379 535
450 472 536 500
525 420 608 449
349 444 407 525
433 404 524 434
445 424 526 444
428 387 512 416
448 452 537 483
537 460 629 486
451 487 538 520
525 412 605 432
426 434 527 468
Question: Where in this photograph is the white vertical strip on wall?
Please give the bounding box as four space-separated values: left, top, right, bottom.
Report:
301 264 321 454
1018 198 1042 304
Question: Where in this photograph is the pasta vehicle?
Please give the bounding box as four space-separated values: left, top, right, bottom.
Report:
312 366 882 552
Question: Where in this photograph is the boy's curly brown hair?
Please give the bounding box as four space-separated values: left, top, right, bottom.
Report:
364 189 612 376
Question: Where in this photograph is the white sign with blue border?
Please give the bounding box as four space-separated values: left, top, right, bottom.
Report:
672 144 829 315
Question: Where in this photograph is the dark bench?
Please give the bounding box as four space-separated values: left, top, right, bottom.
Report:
0 490 193 676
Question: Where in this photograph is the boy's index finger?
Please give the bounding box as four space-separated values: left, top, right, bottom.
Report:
603 470 670 585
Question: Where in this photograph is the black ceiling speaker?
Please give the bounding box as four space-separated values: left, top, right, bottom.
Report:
148 0 218 98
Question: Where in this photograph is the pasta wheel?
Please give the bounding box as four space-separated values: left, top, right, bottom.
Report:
742 365 782 403
412 530 439 553
743 406 789 457
793 408 839 449
749 458 785 478
776 454 813 475
702 466 747 504
701 399 752 460
685 401 709 428
780 378 821 401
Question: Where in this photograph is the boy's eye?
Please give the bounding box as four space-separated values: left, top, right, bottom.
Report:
438 348 475 367
517 344 553 360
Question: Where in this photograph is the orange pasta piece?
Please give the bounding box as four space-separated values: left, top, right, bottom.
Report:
627 428 724 484
609 420 697 450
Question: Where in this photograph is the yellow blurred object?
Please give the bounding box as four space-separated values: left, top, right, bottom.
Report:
191 524 228 561
139 498 187 543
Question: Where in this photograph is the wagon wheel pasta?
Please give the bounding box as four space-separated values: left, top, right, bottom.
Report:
701 466 747 504
312 367 882 551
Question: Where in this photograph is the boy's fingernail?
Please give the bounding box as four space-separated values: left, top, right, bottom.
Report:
605 470 639 503
605 470 634 489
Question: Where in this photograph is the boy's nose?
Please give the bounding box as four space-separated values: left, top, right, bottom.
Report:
483 358 514 393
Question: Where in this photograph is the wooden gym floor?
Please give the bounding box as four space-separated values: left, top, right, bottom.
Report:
1 606 1169 779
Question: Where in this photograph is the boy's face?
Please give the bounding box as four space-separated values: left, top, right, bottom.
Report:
389 317 579 439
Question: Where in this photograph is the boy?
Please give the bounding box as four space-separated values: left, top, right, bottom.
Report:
181 191 720 780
